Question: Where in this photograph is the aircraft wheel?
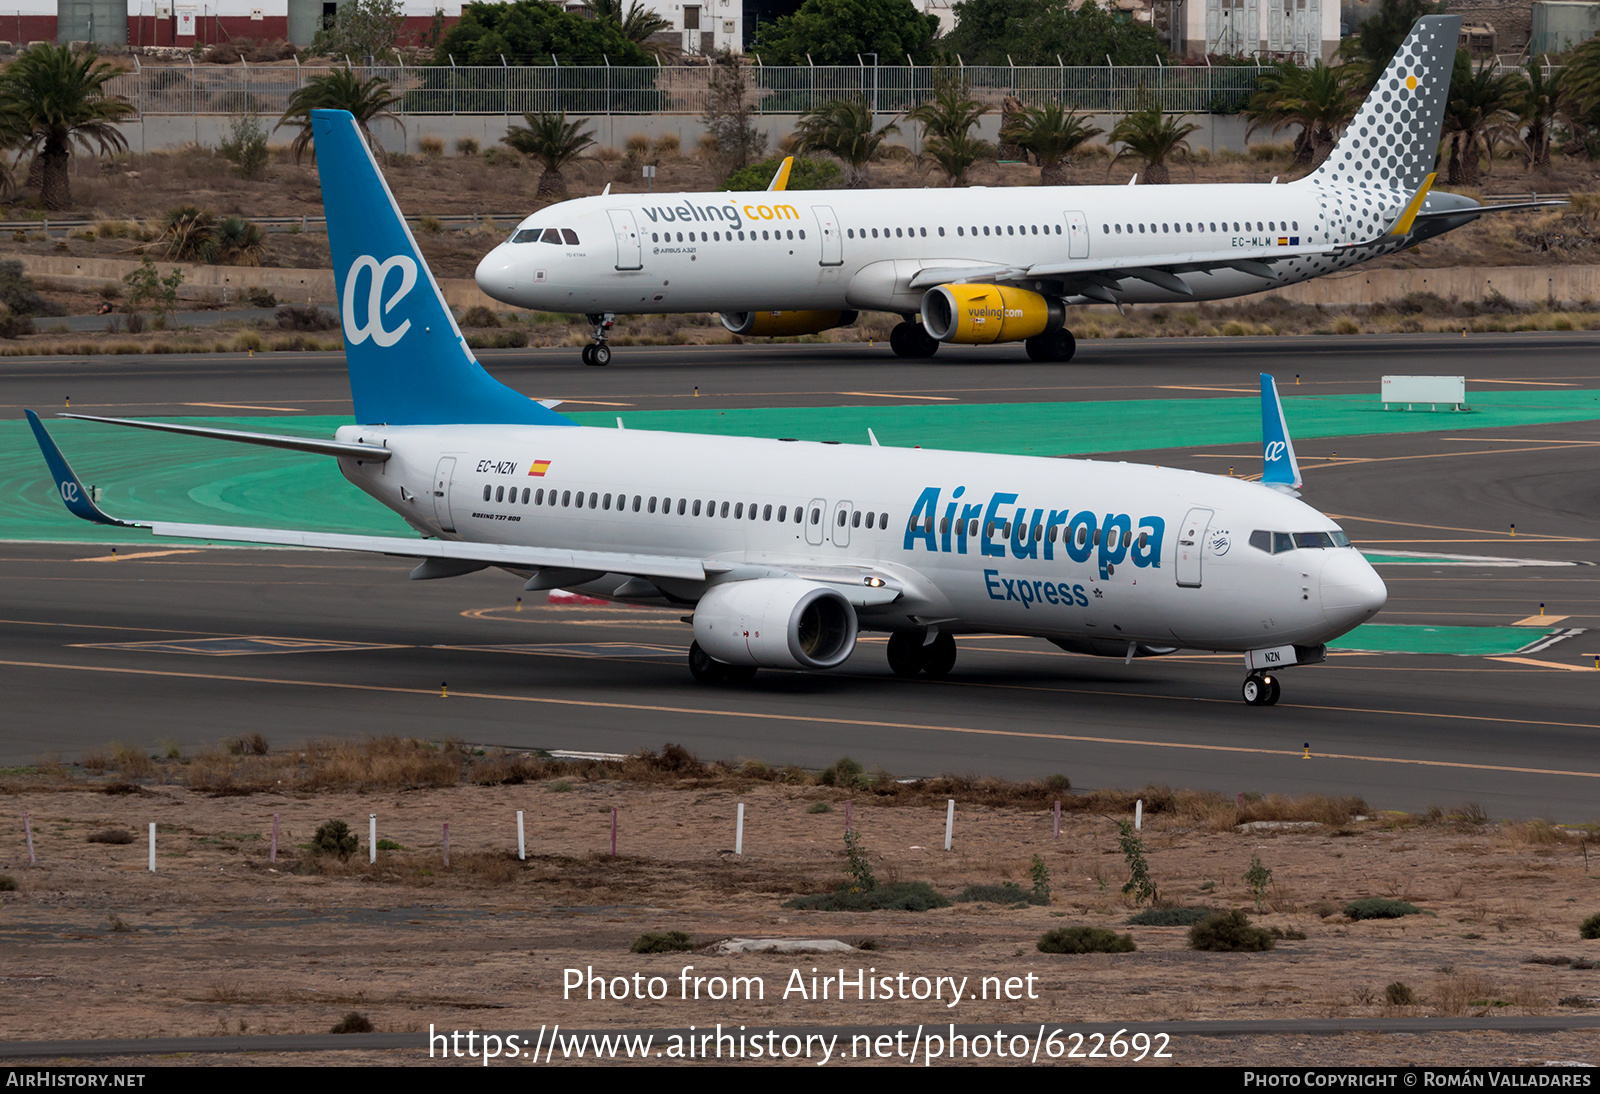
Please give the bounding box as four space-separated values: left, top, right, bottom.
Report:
688 641 729 684
913 324 940 357
1263 675 1281 706
581 344 594 366
921 632 957 678
1242 674 1269 706
588 343 611 367
888 321 920 357
886 632 922 676
1026 330 1076 362
1055 328 1076 362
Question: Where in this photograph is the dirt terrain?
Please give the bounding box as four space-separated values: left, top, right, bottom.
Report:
1 745 1597 1066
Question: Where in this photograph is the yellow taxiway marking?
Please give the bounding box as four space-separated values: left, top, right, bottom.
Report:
74 549 202 563
837 391 956 401
1440 436 1600 443
1326 513 1588 542
1153 385 1257 394
1465 379 1579 387
182 402 306 412
544 398 634 407
1513 615 1570 625
7 658 1600 782
1487 656 1598 672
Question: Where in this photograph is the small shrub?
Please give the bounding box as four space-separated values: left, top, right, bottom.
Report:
1126 906 1217 927
244 286 276 307
806 801 832 814
1580 912 1600 940
631 931 693 953
227 732 268 756
1344 898 1421 920
87 828 135 844
785 881 949 912
376 839 403 851
1044 773 1071 791
957 882 1046 906
1037 926 1136 954
0 875 15 891
1031 854 1051 903
1118 821 1157 905
1188 909 1276 952
461 304 500 327
219 115 269 180
1244 853 1272 910
418 135 445 157
330 1012 372 1034
653 133 680 157
312 820 359 860
1385 981 1415 1006
820 756 864 788
842 827 876 893
417 215 443 234
455 137 479 155
275 304 338 332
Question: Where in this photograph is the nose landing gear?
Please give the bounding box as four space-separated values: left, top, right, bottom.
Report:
1242 673 1280 706
582 313 615 366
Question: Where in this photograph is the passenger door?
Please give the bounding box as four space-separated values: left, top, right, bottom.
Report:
831 500 852 547
433 457 458 534
1176 507 1213 588
1064 211 1089 260
813 205 842 266
804 497 827 547
607 209 642 270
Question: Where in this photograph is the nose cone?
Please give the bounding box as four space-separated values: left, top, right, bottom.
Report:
475 245 520 305
1319 550 1386 635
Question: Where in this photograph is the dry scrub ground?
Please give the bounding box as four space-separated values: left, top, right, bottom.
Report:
2 745 1598 1066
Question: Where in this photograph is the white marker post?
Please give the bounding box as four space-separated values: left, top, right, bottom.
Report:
270 813 278 864
23 812 35 865
1135 799 1143 831
944 799 955 851
1054 800 1061 840
369 814 377 864
517 810 526 861
148 823 156 872
735 803 745 856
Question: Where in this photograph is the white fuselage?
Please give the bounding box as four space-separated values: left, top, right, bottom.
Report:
474 179 1418 316
334 422 1386 652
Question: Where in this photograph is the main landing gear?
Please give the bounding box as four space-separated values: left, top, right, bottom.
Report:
886 631 957 678
1242 673 1281 706
581 312 615 366
1024 329 1076 362
888 319 940 358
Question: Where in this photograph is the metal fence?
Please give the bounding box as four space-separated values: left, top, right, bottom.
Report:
105 62 1274 118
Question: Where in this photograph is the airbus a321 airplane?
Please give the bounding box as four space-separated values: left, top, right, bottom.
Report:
475 14 1553 366
27 108 1385 706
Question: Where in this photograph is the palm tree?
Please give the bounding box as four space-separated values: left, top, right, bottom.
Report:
0 44 134 211
1517 61 1562 170
276 68 402 164
923 129 993 186
1442 57 1522 186
1000 103 1103 185
1244 60 1360 171
792 97 900 188
504 112 596 204
907 74 986 147
582 0 672 54
1109 106 1199 185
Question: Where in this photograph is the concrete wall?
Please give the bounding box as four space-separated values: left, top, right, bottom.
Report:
118 110 1258 157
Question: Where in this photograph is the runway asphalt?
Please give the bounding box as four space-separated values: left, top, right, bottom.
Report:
3 333 1599 820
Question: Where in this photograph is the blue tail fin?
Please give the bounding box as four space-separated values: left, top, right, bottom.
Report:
312 109 573 428
1260 374 1302 494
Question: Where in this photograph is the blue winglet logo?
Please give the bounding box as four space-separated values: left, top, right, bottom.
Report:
1259 374 1302 492
26 410 133 527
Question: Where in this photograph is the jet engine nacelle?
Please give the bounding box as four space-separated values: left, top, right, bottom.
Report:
920 284 1064 344
693 578 858 670
720 310 859 337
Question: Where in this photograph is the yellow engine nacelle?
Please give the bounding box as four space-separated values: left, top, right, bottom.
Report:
920 284 1064 345
720 310 859 337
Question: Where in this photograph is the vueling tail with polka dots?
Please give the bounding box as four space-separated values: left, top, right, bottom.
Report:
1312 15 1459 196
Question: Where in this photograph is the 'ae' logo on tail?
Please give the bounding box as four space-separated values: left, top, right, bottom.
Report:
343 254 418 347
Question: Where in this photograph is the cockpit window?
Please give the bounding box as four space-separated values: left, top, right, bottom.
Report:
1253 529 1354 554
512 228 541 243
541 228 563 244
561 228 580 245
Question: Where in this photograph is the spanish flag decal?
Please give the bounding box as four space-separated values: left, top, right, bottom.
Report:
528 460 552 476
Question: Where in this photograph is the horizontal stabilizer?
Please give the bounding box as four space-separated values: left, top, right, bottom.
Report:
59 414 391 461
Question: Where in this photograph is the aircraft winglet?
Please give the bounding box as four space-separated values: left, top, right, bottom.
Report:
1259 375 1302 495
1387 172 1436 236
26 410 142 527
766 156 793 192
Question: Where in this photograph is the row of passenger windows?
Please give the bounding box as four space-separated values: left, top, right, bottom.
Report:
1249 529 1352 554
480 483 892 530
910 513 1148 550
651 229 805 243
846 224 1065 240
511 227 581 245
1104 219 1299 235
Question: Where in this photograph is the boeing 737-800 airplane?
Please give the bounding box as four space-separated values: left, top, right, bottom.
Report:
474 15 1553 366
28 109 1385 706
